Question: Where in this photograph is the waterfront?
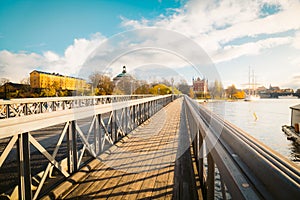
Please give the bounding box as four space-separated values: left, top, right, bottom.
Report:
205 99 300 164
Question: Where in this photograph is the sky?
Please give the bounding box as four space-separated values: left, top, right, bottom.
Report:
0 0 300 90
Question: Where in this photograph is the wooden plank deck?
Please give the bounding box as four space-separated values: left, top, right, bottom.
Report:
43 98 202 200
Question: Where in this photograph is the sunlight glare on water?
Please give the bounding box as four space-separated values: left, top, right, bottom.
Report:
205 99 300 163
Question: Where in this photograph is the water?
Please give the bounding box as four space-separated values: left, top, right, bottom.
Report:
204 99 300 164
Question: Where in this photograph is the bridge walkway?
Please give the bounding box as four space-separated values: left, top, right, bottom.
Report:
43 98 202 199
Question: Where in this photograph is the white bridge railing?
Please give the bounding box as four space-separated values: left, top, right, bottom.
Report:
0 95 152 119
184 95 300 200
0 95 173 199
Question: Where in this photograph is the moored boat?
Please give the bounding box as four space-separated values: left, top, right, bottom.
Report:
278 95 298 99
244 94 260 101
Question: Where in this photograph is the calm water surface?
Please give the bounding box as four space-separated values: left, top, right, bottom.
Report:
204 99 300 164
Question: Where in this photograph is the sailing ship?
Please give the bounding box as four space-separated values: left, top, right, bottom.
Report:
244 67 260 101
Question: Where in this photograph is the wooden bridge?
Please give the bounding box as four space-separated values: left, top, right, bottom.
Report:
0 95 299 199
43 98 200 199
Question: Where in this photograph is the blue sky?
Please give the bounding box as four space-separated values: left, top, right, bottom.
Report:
0 0 300 90
0 0 183 54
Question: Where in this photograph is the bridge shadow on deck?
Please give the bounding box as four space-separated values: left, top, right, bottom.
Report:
43 99 201 200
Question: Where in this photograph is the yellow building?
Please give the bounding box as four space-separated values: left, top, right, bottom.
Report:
30 70 90 91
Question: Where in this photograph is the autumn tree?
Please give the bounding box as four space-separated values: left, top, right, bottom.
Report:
89 72 114 95
226 85 238 99
89 72 103 88
149 84 171 95
96 75 114 95
189 87 195 98
41 87 56 97
134 81 150 94
232 90 246 99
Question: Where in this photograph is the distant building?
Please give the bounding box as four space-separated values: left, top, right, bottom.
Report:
0 82 31 99
30 70 90 91
113 66 135 94
282 88 294 93
268 85 280 92
113 66 133 82
192 77 208 93
257 86 267 92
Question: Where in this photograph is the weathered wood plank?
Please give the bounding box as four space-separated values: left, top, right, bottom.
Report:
44 98 202 200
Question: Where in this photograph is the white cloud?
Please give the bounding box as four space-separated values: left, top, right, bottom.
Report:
292 31 300 49
0 50 44 82
43 51 60 62
282 74 300 90
0 33 106 82
213 36 292 63
121 0 300 63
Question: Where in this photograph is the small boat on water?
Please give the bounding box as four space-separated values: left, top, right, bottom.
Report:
278 95 298 99
244 94 260 101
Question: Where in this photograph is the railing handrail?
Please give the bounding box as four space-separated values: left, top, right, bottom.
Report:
0 95 155 119
184 95 300 199
0 95 153 105
0 95 170 139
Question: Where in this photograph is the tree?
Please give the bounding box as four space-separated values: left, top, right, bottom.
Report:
89 72 103 88
20 77 30 85
88 72 115 95
0 78 9 86
41 87 56 97
226 85 238 99
97 75 114 95
232 90 246 99
134 81 150 94
189 87 195 98
177 79 190 95
209 80 224 99
149 84 171 95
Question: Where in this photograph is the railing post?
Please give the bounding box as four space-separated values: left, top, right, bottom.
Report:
141 103 144 123
133 105 136 129
145 102 149 120
125 107 128 134
113 110 118 142
24 103 28 116
67 121 78 173
137 104 140 125
17 132 32 200
198 130 204 187
98 114 103 153
6 104 10 118
149 101 152 117
94 115 99 155
39 102 43 113
207 153 215 200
